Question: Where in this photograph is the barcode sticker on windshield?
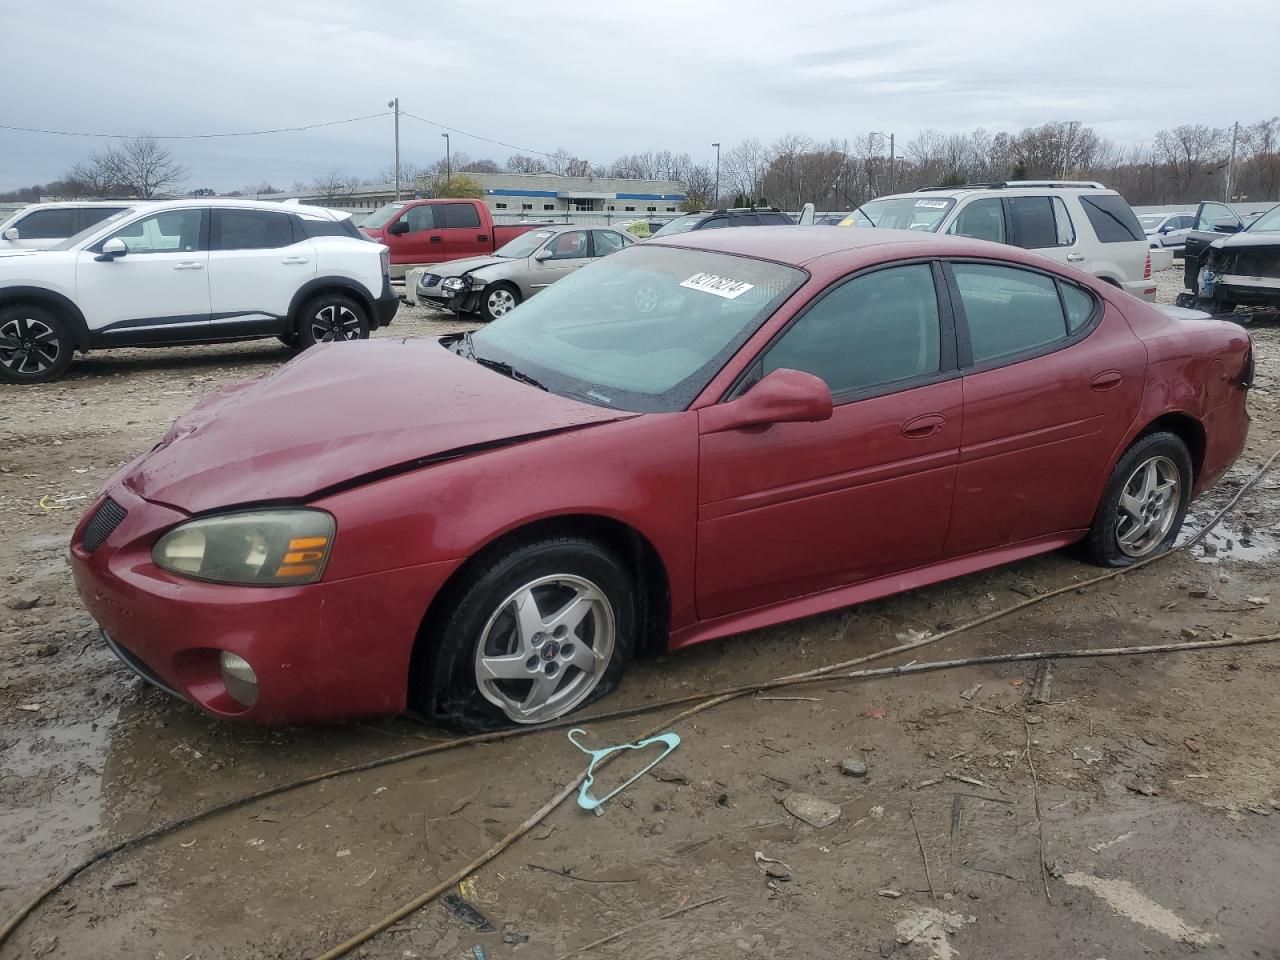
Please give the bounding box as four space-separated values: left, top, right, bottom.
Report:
679 272 755 300
914 199 949 209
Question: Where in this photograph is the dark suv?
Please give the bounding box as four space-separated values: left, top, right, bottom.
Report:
650 207 793 237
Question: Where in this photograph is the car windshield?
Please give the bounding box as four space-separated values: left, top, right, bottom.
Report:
1247 205 1280 233
362 203 405 229
839 197 955 231
495 230 557 258
1138 214 1166 229
465 244 806 413
650 215 703 237
52 208 136 250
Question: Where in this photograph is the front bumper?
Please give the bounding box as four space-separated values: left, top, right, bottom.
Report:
70 484 462 723
374 277 400 327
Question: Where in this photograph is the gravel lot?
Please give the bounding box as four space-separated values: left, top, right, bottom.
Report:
2 267 1279 959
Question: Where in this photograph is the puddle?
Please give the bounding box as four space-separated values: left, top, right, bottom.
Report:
1178 514 1278 564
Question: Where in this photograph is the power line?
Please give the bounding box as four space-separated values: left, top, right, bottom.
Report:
0 112 391 140
399 110 572 163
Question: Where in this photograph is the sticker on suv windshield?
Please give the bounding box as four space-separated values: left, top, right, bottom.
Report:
679 272 755 299
914 199 949 209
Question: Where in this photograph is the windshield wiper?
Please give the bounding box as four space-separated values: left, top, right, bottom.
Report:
475 356 548 391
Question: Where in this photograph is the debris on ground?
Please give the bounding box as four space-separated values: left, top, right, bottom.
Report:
567 728 681 811
840 758 868 777
959 682 983 701
754 851 793 881
878 888 903 898
863 708 887 719
1072 746 1103 764
1125 778 1161 797
441 892 496 933
894 908 976 957
782 793 841 828
5 592 41 611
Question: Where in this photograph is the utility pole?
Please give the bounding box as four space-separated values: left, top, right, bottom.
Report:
711 142 720 208
387 98 401 200
441 133 451 191
1225 121 1239 202
888 132 895 194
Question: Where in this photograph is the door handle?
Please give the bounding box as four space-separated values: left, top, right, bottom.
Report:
1090 370 1123 391
902 413 947 438
477 234 488 242
280 256 309 265
172 261 205 270
429 236 443 243
1066 253 1085 262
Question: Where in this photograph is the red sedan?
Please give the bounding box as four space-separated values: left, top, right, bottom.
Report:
71 228 1253 730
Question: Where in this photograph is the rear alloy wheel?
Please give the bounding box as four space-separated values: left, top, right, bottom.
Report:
413 535 636 732
297 294 369 347
0 304 74 384
480 284 520 322
1082 432 1192 566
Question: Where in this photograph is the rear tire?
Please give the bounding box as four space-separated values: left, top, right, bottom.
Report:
1081 431 1192 567
0 303 74 384
295 293 369 347
411 535 636 733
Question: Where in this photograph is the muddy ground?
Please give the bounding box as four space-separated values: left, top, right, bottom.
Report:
1 268 1278 960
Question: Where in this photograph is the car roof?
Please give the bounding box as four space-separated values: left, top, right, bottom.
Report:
12 200 140 210
85 198 347 220
875 185 1121 201
648 224 1007 267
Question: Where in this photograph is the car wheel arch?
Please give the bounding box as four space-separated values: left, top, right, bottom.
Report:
0 287 90 351
411 513 671 697
1091 410 1206 515
288 278 376 333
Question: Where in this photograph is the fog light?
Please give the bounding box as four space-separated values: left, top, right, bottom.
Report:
219 651 259 707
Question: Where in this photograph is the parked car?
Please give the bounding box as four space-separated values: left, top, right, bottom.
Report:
840 181 1156 300
1179 202 1280 316
70 227 1252 730
0 201 134 250
1182 201 1274 299
0 199 395 384
649 207 793 237
358 199 550 279
1138 211 1195 251
413 225 636 320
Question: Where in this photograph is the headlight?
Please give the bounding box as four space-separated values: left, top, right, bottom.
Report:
442 276 467 291
152 509 335 586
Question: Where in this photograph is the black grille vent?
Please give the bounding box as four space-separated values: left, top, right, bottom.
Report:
81 497 127 553
423 273 441 287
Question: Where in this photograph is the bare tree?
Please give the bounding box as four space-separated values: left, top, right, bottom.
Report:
78 135 187 198
506 154 547 174
310 169 360 203
1155 124 1227 197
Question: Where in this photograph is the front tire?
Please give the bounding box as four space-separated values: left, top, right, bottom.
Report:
412 535 636 732
0 303 74 384
295 293 369 347
479 283 521 322
1081 432 1192 566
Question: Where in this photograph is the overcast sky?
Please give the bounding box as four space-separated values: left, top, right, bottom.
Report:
2 0 1277 192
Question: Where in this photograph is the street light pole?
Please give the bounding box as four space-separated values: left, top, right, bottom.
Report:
387 98 401 200
711 142 720 208
1225 121 1239 202
441 133 451 192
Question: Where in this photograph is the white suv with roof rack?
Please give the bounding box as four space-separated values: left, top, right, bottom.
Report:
0 199 396 383
840 181 1156 301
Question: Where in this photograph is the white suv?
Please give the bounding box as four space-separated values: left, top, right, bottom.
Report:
0 199 396 383
840 181 1156 300
0 201 135 250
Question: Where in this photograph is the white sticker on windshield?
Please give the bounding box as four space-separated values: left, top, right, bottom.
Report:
914 199 949 209
679 272 755 300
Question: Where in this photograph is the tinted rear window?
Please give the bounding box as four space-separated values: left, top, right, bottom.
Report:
440 203 481 229
1079 195 1144 243
300 215 362 239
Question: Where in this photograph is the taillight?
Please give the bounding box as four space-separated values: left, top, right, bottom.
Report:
1242 336 1255 389
1143 251 1151 279
379 247 390 279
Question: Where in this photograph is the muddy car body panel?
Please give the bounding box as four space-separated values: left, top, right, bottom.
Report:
70 228 1253 723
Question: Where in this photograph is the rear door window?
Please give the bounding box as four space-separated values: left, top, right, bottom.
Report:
1079 194 1145 242
591 230 626 256
947 198 1005 243
951 263 1068 364
212 209 296 250
14 208 79 239
1009 197 1059 248
440 203 481 229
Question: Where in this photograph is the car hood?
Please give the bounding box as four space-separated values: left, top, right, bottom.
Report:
1213 230 1280 251
123 338 628 514
0 248 55 260
427 256 512 280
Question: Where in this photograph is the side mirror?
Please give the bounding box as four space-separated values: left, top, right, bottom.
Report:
700 368 833 434
387 220 410 235
534 248 554 261
98 237 128 260
1 227 18 241
1211 219 1242 234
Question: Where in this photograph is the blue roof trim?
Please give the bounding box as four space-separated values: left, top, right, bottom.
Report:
486 188 560 198
615 192 686 201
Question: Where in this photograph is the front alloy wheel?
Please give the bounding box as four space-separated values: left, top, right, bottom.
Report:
474 574 615 724
311 304 364 342
482 285 519 321
0 306 73 384
1115 456 1180 558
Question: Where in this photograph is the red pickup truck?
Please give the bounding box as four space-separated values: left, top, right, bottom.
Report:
359 199 548 279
